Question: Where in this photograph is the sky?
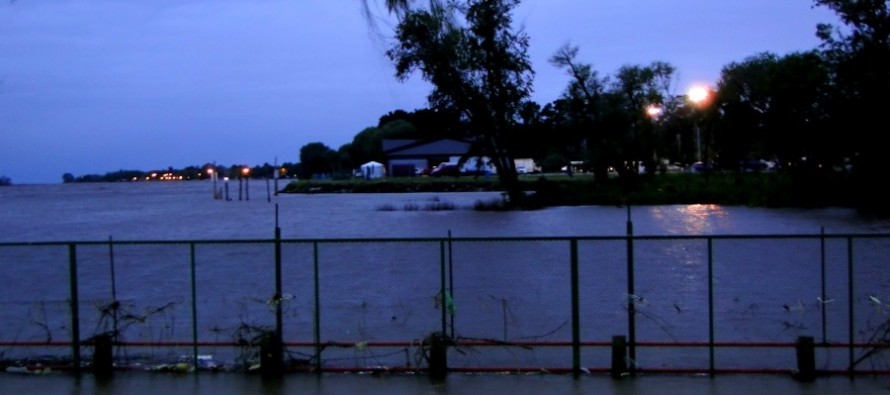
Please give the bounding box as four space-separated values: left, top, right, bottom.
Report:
0 0 840 184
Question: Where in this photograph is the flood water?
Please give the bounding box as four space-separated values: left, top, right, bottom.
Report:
1 181 889 373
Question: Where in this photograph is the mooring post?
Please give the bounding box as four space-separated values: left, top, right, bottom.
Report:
611 335 628 378
794 336 816 382
626 206 636 375
91 333 113 379
428 332 448 381
260 332 283 378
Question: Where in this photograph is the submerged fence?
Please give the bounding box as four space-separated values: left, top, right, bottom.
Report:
1 228 889 378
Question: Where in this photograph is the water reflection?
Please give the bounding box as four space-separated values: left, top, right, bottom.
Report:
649 204 729 235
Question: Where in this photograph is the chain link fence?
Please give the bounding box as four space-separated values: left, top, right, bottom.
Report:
1 232 888 376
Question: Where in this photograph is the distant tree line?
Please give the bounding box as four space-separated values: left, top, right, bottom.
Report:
63 163 301 183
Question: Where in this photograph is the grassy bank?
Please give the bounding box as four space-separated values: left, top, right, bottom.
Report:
281 172 858 209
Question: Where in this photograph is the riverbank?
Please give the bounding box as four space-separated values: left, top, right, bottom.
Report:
280 172 858 209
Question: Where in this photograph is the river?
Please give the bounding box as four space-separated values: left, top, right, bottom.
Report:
1 181 888 372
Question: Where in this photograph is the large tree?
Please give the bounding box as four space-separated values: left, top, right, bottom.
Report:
714 51 833 171
550 44 675 183
299 142 337 178
814 0 890 213
549 44 609 182
384 0 534 206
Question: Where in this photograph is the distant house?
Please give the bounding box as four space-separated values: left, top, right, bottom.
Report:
382 139 473 177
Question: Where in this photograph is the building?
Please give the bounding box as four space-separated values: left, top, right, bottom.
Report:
382 139 473 177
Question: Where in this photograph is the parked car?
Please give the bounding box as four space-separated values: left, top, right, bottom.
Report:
430 163 460 177
688 162 713 173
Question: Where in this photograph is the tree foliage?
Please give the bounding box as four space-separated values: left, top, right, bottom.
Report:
814 0 890 213
386 0 534 205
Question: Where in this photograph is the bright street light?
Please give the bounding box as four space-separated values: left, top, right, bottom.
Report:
687 85 711 163
687 85 709 105
645 104 663 118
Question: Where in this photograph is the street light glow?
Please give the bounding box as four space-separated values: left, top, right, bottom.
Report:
646 104 663 118
688 85 710 105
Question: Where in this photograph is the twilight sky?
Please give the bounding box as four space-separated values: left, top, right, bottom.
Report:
0 0 838 184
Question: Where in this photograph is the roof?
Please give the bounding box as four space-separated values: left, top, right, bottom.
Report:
383 139 472 157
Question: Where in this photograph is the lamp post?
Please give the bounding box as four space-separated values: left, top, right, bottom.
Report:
687 85 710 164
207 168 217 200
645 104 664 172
242 167 250 201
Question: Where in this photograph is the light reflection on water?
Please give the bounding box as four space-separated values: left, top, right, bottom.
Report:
648 204 730 235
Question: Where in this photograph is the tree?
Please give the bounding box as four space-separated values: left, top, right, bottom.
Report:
714 51 833 173
813 0 890 213
549 44 609 181
299 142 337 179
550 44 675 183
607 62 675 180
385 0 534 206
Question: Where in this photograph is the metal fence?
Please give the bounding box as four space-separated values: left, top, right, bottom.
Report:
1 228 889 378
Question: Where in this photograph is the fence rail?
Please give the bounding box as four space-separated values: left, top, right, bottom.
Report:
1 231 889 378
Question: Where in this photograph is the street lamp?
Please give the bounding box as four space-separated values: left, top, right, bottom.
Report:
645 104 664 172
207 168 218 199
645 104 663 119
242 167 251 201
687 85 711 163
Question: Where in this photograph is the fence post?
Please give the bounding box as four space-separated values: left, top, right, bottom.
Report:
274 226 283 347
108 236 119 336
439 240 447 337
625 206 636 375
313 241 321 374
570 239 580 379
448 230 455 339
190 243 199 373
820 228 827 345
707 237 715 377
847 236 854 378
431 240 448 380
68 243 81 373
